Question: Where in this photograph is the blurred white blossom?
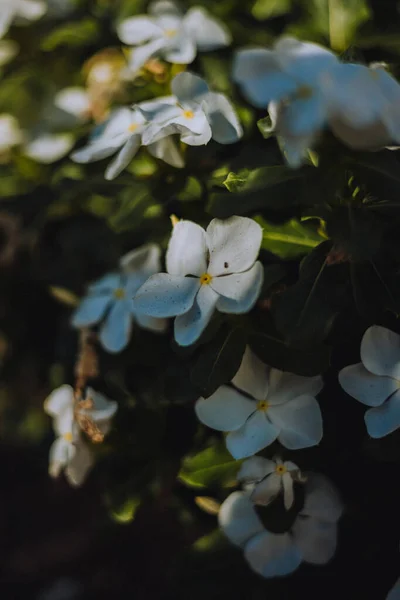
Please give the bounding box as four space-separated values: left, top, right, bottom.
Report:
133 217 263 346
0 113 23 158
0 0 46 39
117 0 230 75
219 472 343 578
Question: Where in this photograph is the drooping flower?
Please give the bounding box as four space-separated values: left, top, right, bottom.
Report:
195 346 323 458
238 456 302 510
72 244 168 353
44 384 117 487
71 98 183 180
233 37 343 166
133 217 263 347
117 0 230 75
219 472 343 578
141 71 243 147
0 0 46 39
339 325 400 439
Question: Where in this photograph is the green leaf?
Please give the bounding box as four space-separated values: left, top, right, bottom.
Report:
110 496 142 524
41 19 99 51
255 217 326 259
179 441 242 489
191 325 246 398
301 0 371 51
252 0 291 20
108 184 157 233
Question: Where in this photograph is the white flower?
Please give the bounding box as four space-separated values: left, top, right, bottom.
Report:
0 113 22 154
233 37 343 166
195 346 323 458
141 72 243 147
219 473 343 578
238 456 302 510
387 577 400 600
44 384 117 487
54 87 92 124
72 244 167 353
339 325 400 439
0 0 46 39
327 63 400 150
117 0 230 75
133 217 263 347
71 98 183 180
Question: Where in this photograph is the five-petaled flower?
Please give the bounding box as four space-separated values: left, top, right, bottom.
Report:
71 98 183 180
219 471 343 578
133 217 263 347
72 244 167 353
44 384 117 487
238 456 303 510
140 71 243 147
339 325 400 439
117 0 231 75
195 346 323 458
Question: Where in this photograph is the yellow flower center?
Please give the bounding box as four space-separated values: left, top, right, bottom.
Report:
182 110 195 119
63 432 73 442
257 400 269 412
199 273 212 285
128 123 138 133
114 287 126 300
275 464 287 476
165 28 177 38
295 85 314 99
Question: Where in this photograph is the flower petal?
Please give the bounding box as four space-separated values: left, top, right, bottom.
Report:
207 216 263 276
244 530 302 578
99 299 132 353
293 516 338 565
54 87 91 121
133 273 200 318
166 220 207 276
65 439 94 487
251 473 281 506
269 394 323 450
218 491 264 547
301 474 343 523
49 437 75 479
173 283 219 346
237 457 276 484
361 326 400 379
44 385 74 418
195 385 256 432
387 578 400 600
339 362 395 407
274 37 338 78
71 294 112 328
281 94 327 137
233 48 296 108
135 312 168 333
183 7 231 50
18 0 47 21
171 71 209 104
203 92 243 144
88 273 122 294
211 262 263 305
282 472 294 510
85 388 118 422
120 243 162 276
105 135 142 180
232 345 269 400
126 38 167 73
117 16 162 45
226 410 279 459
147 137 184 168
268 370 323 405
163 34 197 65
24 133 74 164
216 263 263 314
364 390 400 438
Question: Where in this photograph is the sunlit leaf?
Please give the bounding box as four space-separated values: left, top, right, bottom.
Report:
255 217 326 258
179 441 242 489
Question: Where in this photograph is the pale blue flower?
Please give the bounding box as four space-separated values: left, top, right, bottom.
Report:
117 0 231 75
72 98 184 180
387 577 400 600
141 71 243 147
219 471 343 578
72 244 167 353
195 346 323 458
339 326 400 439
133 217 263 347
